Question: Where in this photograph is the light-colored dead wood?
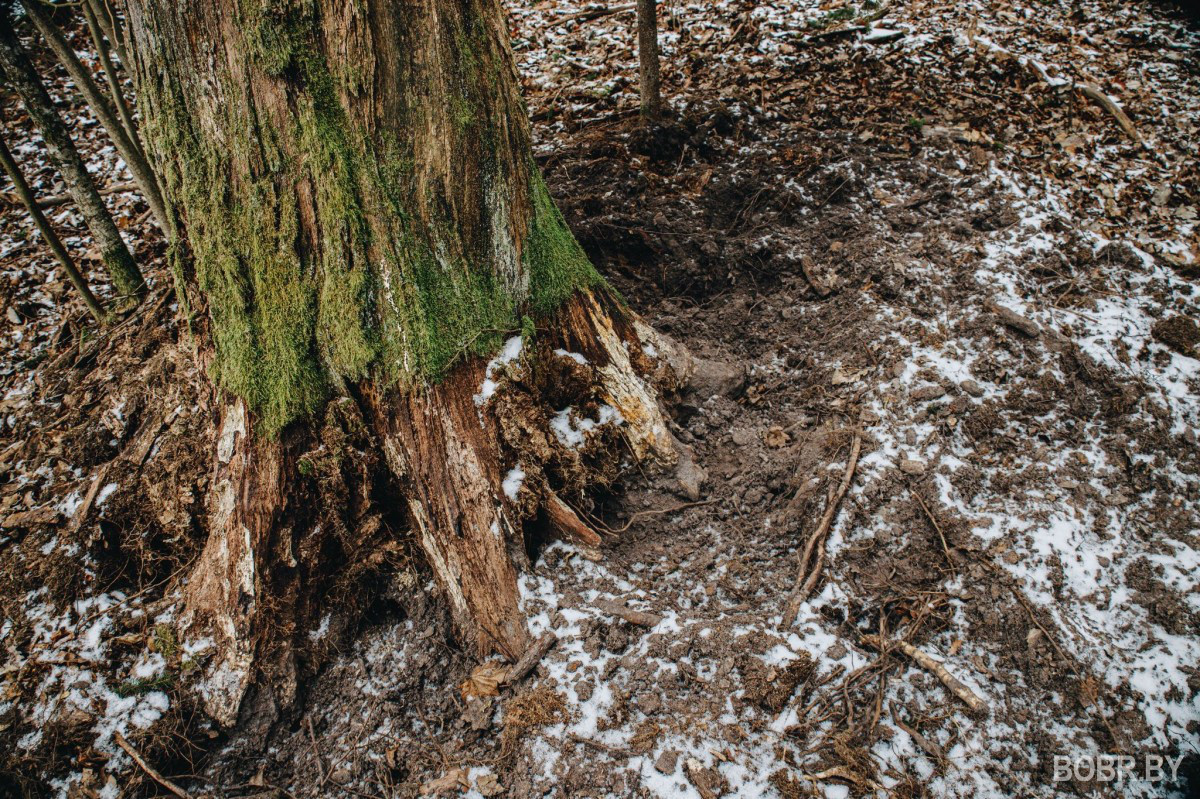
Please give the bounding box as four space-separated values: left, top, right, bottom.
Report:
114 732 193 799
593 598 663 628
544 493 603 547
864 634 988 715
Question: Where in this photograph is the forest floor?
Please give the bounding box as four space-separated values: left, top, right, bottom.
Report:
2 0 1199 798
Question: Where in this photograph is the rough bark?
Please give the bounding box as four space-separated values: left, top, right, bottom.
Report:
0 11 146 302
119 0 687 726
20 0 169 234
637 0 663 119
0 129 105 323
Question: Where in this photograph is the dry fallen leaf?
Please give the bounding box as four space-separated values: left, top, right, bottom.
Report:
460 662 507 699
1079 675 1102 708
421 766 469 797
763 425 789 448
475 773 503 797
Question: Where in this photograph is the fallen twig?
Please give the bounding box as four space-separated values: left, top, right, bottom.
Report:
559 3 635 24
1 181 138 209
503 631 557 685
114 732 193 799
890 704 950 766
783 427 864 625
593 598 663 628
909 488 956 573
1076 82 1141 144
984 299 1042 337
569 732 632 756
863 635 988 715
545 493 602 547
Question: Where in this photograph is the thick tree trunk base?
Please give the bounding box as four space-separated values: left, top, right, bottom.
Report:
180 289 686 726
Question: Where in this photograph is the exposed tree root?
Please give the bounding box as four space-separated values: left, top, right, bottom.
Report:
180 288 694 726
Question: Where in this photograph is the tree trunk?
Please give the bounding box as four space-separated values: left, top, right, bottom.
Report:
637 0 663 119
20 0 170 235
119 0 686 726
81 0 141 154
0 128 106 324
0 12 146 303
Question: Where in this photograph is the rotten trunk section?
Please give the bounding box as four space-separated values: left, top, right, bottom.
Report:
120 0 688 725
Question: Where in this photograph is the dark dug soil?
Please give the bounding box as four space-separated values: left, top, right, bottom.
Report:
2 0 1199 798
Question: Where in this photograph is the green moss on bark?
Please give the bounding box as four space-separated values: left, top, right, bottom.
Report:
135 1 605 435
102 245 148 301
524 171 603 315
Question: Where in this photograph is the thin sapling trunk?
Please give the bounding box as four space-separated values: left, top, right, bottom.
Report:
81 0 139 151
19 0 168 234
637 0 664 119
0 13 146 303
0 128 106 323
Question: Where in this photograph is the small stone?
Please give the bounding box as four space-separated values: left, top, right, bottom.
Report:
911 384 946 401
730 428 756 447
899 458 927 475
961 379 984 397
655 749 680 774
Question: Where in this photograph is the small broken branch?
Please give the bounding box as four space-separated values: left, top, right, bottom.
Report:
783 427 863 625
593 598 663 628
113 732 193 799
1076 82 1141 144
544 493 602 547
863 635 988 715
984 299 1041 338
0 181 139 210
503 631 557 685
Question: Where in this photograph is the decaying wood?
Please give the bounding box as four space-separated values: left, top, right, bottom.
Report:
503 631 558 685
545 493 603 547
863 634 989 715
371 366 531 662
114 732 193 799
69 464 109 533
1076 82 1141 144
121 0 689 727
783 427 863 625
985 299 1042 337
593 598 664 628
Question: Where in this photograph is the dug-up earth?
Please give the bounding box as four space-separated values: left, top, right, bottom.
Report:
2 0 1199 798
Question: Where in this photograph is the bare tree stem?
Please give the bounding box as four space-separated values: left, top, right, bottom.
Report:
0 130 106 324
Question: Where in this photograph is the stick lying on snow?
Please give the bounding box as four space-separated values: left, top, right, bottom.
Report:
783 427 863 625
593 598 663 628
863 635 989 715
